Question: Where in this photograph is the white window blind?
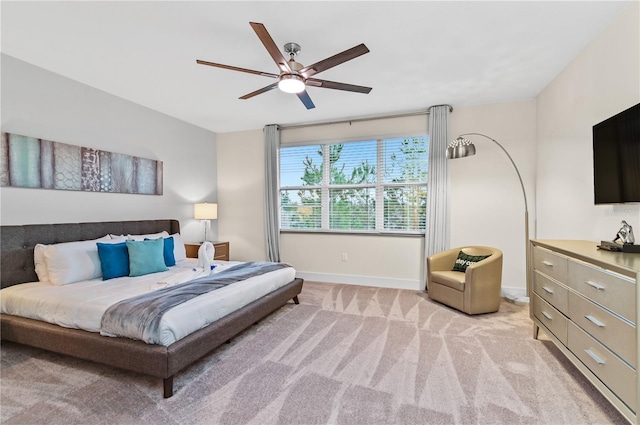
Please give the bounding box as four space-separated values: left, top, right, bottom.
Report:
280 136 428 234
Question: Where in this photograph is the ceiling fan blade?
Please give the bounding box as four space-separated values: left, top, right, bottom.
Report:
249 22 292 74
196 60 279 79
239 82 279 100
299 44 369 78
306 78 372 94
296 90 315 109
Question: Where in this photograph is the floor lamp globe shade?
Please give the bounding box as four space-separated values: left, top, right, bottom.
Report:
446 141 476 159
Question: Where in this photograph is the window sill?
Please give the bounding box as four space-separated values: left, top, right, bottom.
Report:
280 229 424 237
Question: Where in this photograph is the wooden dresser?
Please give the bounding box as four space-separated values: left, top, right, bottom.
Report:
530 240 640 423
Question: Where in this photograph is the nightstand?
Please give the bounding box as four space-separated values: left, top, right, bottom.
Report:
184 242 230 261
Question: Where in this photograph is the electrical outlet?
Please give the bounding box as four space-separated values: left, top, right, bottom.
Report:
342 253 348 261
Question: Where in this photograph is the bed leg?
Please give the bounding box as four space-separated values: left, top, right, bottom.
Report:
293 296 300 305
163 376 174 398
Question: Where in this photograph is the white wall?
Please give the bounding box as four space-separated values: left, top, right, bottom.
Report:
217 108 537 296
217 116 428 289
8 0 632 296
1 55 218 243
536 1 640 241
450 100 537 299
280 116 428 289
216 129 268 262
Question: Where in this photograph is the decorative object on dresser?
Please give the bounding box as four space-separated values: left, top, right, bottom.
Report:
446 133 531 302
530 239 640 423
185 242 229 261
194 202 218 242
615 220 636 245
0 132 163 195
426 246 503 315
599 220 640 253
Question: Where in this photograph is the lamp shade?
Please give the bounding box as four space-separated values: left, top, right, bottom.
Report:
446 137 477 159
194 203 218 220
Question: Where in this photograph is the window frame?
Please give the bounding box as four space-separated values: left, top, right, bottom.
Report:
279 134 428 236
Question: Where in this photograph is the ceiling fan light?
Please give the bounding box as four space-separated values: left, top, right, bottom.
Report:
278 74 305 93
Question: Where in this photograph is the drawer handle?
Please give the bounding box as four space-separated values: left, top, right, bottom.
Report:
542 260 554 267
584 280 605 291
541 311 553 320
584 315 605 327
585 349 605 365
541 286 554 294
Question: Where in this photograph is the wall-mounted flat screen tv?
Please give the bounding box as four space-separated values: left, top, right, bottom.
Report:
593 102 640 204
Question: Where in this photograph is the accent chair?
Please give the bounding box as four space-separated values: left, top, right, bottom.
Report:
426 246 503 315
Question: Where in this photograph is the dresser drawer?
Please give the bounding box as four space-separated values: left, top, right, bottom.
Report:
533 271 569 315
568 258 636 324
532 246 568 283
568 290 636 368
533 293 567 345
567 321 637 412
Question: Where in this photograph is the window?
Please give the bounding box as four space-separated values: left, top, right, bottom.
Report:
280 136 428 234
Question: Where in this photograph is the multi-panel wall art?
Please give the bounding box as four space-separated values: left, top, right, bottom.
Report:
0 133 163 195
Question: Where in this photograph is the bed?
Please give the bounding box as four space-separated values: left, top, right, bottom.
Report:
0 219 303 398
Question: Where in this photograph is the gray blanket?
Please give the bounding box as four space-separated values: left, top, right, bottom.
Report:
100 261 291 344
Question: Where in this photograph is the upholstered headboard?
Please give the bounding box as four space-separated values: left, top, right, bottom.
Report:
0 219 180 288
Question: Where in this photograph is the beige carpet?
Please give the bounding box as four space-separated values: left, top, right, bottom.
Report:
0 282 628 424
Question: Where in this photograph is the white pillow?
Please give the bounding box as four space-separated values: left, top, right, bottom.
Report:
171 233 187 262
126 231 170 241
44 235 111 286
34 244 50 283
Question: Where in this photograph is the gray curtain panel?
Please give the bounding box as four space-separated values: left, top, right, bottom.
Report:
264 124 281 262
424 105 451 290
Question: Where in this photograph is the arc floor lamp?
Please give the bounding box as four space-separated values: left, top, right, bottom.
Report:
446 133 530 302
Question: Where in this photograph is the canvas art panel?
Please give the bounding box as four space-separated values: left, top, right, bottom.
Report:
0 133 163 195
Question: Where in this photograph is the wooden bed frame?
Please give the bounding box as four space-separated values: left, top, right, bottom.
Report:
0 219 303 398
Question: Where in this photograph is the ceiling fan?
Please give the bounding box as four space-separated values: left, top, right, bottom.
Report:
196 22 372 110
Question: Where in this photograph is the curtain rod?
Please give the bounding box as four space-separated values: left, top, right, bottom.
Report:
279 105 453 131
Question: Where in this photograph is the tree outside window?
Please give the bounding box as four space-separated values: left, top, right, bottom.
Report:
280 136 428 234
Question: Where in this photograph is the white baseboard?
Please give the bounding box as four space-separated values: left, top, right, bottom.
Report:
501 286 529 303
295 271 423 291
297 271 529 303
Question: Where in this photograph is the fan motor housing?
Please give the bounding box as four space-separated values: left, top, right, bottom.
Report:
284 43 304 72
284 42 301 56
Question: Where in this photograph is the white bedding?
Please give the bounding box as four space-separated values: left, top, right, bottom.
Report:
0 259 296 346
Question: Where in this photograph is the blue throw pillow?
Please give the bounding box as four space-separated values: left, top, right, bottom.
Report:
164 237 176 266
145 236 176 267
126 238 169 277
96 242 130 280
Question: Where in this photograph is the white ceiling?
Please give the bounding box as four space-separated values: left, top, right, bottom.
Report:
1 1 630 133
